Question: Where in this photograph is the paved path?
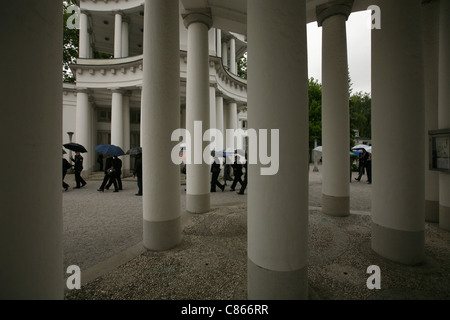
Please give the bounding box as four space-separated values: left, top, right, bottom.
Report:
63 165 450 300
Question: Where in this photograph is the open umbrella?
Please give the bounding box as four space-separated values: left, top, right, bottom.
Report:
351 144 371 151
94 144 125 156
126 146 142 155
64 142 88 153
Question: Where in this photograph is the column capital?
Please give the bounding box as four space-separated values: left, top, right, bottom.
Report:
316 0 354 27
108 87 125 94
182 8 213 30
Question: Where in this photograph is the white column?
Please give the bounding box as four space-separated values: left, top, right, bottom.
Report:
79 12 90 58
317 1 352 217
247 0 309 299
371 0 425 264
216 29 222 58
222 41 228 69
439 0 450 231
75 89 91 174
210 86 217 133
123 92 131 175
141 0 181 250
114 12 123 58
422 0 440 222
216 95 224 147
226 101 238 153
121 18 129 58
230 37 236 74
0 1 62 299
182 9 213 214
110 89 124 149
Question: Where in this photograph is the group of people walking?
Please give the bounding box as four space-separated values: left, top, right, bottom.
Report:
210 154 247 195
355 149 372 184
62 152 143 196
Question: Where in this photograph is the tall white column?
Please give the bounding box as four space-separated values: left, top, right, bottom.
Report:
216 95 224 148
222 41 228 69
121 18 129 58
371 0 425 264
123 92 131 175
439 0 450 231
110 89 124 149
75 89 91 174
79 12 90 58
216 29 222 58
422 0 440 222
230 37 236 74
210 86 217 132
114 12 123 58
141 0 181 250
226 101 238 154
247 0 309 299
0 1 63 299
317 1 353 217
182 9 213 214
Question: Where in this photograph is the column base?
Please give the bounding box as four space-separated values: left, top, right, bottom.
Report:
247 258 308 300
439 204 450 231
425 200 439 223
371 221 424 265
186 193 210 214
143 216 182 251
322 194 349 217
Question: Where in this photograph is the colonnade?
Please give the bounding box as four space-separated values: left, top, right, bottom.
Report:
1 0 449 300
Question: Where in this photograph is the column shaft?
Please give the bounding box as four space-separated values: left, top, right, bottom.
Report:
247 0 309 299
439 0 450 231
141 0 181 249
122 19 129 58
371 0 425 264
111 90 124 149
216 29 222 58
184 13 212 214
422 0 440 222
216 95 225 148
114 13 122 58
75 90 91 174
0 1 63 299
210 86 217 132
222 41 228 68
79 12 90 58
230 38 236 74
320 8 351 217
123 94 131 175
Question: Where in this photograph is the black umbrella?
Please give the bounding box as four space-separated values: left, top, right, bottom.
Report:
126 147 142 155
94 144 125 156
63 142 88 153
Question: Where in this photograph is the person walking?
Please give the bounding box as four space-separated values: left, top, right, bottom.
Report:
62 157 72 191
230 156 244 191
98 155 118 192
210 155 225 192
238 155 248 195
71 151 87 188
355 149 368 181
106 156 122 190
133 153 143 196
365 152 372 184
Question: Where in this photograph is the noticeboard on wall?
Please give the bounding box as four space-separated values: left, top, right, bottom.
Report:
429 129 450 173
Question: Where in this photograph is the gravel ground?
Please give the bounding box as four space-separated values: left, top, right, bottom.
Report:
62 165 450 300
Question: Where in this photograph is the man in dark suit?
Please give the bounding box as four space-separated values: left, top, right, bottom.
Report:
62 157 72 191
133 153 143 196
70 152 86 188
106 156 122 190
238 155 248 195
210 155 225 192
230 156 244 191
98 155 118 192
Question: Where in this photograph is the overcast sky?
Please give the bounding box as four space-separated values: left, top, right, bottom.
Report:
307 9 372 95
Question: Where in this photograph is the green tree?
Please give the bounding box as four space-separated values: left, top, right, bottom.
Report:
308 78 322 151
63 0 79 83
237 53 247 80
350 91 372 139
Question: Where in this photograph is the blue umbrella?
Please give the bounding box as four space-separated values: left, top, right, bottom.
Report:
94 144 125 156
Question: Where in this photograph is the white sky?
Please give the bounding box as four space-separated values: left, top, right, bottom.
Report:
307 10 372 94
